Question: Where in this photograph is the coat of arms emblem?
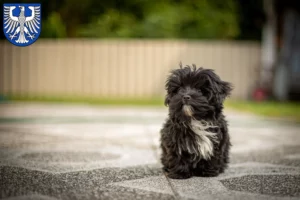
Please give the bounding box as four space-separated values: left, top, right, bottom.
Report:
3 3 41 47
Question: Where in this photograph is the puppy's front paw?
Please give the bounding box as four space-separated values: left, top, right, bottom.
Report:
195 169 220 177
167 172 191 179
163 166 169 173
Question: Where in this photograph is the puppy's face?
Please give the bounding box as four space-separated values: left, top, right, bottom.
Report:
165 65 232 121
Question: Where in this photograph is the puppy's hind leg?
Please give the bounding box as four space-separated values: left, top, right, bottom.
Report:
193 159 221 177
165 157 192 179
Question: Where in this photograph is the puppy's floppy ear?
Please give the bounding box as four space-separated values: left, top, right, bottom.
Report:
214 80 233 104
164 94 170 106
202 69 233 104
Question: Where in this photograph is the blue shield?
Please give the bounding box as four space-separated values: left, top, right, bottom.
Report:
3 3 41 47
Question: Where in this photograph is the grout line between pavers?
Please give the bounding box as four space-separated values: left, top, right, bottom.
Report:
143 122 182 200
163 172 182 200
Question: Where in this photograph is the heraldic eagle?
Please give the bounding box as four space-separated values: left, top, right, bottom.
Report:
4 5 40 44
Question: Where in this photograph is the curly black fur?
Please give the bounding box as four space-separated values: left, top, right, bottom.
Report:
160 64 233 179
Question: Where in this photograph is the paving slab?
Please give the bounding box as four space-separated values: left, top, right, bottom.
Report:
1 194 59 200
0 102 300 200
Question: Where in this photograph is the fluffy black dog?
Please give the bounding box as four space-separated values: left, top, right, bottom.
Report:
160 64 233 179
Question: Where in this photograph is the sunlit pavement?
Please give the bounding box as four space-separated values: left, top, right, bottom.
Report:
0 102 300 200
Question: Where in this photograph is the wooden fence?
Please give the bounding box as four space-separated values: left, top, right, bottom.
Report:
0 39 261 100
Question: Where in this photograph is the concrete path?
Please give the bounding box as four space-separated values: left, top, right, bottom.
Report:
0 103 299 200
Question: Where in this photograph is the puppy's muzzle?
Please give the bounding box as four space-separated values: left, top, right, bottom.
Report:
182 95 191 104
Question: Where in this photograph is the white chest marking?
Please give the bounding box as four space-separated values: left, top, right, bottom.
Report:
188 119 218 160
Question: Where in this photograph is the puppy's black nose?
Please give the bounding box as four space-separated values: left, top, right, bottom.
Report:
183 95 191 101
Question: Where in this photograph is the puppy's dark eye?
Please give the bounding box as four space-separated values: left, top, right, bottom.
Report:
170 87 179 94
196 89 202 93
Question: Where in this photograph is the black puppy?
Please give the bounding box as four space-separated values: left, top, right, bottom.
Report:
160 64 233 179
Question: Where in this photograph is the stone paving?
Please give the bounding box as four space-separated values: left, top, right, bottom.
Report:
0 102 300 200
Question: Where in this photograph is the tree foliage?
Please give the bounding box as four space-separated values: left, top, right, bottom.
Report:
0 0 264 40
77 0 241 39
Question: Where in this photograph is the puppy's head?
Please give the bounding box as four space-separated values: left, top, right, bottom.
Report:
164 64 233 121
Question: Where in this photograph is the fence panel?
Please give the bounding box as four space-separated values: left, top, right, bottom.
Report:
0 39 261 100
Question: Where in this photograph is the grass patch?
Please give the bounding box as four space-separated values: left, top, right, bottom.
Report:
225 100 300 122
2 95 300 122
2 95 165 107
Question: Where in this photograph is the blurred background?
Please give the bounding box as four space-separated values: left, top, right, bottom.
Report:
0 0 299 121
